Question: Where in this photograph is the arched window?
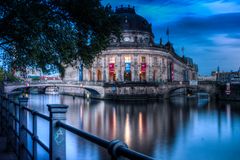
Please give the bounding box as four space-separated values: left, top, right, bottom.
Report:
109 57 116 81
124 56 131 81
88 70 92 81
153 70 157 81
97 70 102 81
140 56 146 81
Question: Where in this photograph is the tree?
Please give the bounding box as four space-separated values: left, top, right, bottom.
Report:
0 67 19 82
0 0 120 78
0 67 4 82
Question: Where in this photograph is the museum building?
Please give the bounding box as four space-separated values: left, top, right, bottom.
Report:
64 6 198 83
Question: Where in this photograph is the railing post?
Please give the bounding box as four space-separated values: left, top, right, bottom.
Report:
0 95 3 133
5 95 12 146
18 97 29 160
0 95 1 131
48 104 68 160
2 96 8 134
11 102 18 154
32 112 38 160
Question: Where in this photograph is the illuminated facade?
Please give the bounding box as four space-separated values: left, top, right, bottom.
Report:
64 6 198 82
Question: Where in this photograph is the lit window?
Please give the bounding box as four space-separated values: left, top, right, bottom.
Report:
109 57 115 63
125 56 131 63
141 57 146 63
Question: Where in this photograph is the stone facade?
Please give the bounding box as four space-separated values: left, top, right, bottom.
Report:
64 6 198 83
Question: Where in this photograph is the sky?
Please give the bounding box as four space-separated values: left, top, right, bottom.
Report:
102 0 240 75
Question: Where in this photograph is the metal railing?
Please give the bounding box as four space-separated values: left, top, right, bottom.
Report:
0 94 154 160
57 122 153 160
0 95 51 160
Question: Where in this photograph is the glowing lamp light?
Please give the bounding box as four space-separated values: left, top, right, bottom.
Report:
22 93 28 98
86 93 90 99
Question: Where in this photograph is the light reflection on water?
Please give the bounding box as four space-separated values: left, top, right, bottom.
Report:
24 94 240 160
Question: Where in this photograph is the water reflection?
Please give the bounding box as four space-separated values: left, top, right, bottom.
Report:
138 112 143 142
25 94 240 160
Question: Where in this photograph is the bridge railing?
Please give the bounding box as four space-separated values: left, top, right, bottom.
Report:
4 80 104 86
0 95 154 160
66 80 104 86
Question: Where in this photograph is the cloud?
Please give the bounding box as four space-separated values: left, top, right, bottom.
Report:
154 12 240 46
166 12 240 36
203 0 240 14
103 0 240 26
210 34 240 46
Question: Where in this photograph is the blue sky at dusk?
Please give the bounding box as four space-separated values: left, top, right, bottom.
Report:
102 0 240 75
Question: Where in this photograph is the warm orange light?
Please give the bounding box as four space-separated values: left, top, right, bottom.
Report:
112 109 117 138
124 56 131 63
124 114 131 146
138 112 143 140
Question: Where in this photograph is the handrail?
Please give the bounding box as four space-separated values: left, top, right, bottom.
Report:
57 121 154 160
57 121 110 148
34 136 50 152
33 111 50 121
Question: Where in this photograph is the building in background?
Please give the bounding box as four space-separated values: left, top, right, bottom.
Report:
215 70 240 83
198 75 216 81
14 68 60 81
64 6 198 83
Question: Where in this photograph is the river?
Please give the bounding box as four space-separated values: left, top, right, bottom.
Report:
22 94 240 160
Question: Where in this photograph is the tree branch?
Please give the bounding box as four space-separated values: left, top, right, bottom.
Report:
0 39 14 46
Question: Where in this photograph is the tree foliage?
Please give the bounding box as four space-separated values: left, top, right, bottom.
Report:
0 0 120 77
0 67 19 82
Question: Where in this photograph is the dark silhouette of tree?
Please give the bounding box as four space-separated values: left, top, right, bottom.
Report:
0 0 120 77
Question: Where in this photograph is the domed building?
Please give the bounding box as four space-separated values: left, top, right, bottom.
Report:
64 6 198 83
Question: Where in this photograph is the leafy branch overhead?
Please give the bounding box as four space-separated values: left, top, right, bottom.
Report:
0 0 121 77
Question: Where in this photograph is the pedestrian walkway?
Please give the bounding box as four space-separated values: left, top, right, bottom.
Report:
0 136 17 160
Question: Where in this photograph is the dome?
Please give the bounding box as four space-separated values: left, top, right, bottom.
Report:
115 6 153 35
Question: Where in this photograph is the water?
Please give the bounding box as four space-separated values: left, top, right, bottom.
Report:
24 94 240 160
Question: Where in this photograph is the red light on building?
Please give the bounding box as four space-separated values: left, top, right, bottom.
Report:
109 63 116 81
171 63 174 81
141 63 146 72
109 63 115 73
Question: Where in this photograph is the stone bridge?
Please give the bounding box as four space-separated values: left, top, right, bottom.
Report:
3 81 217 99
4 81 106 98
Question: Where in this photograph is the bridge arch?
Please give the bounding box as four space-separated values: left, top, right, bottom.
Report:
7 85 58 94
165 85 215 99
82 87 101 97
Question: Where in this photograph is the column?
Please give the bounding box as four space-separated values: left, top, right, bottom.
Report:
19 97 29 160
48 104 68 160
